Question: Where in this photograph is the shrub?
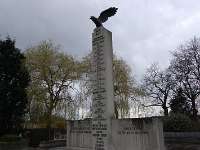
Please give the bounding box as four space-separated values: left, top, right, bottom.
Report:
163 113 193 132
0 134 21 143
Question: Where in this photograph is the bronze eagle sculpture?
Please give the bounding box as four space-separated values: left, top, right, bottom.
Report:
90 7 118 27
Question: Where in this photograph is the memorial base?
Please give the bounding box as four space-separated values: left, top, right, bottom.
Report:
66 117 165 150
66 147 92 150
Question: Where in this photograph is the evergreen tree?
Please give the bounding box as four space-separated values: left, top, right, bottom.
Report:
0 37 29 136
170 87 191 115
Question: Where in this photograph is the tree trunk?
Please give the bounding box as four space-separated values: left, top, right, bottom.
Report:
191 99 197 120
114 101 118 119
47 98 54 127
163 106 168 116
47 107 53 140
47 108 52 127
163 96 169 116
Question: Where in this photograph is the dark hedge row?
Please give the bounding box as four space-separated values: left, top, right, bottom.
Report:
163 114 200 132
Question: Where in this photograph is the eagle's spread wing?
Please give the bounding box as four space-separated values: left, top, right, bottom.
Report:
98 7 118 23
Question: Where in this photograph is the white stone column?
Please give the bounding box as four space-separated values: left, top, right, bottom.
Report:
91 26 115 150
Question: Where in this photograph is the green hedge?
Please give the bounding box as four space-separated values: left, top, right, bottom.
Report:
0 135 22 143
163 113 200 132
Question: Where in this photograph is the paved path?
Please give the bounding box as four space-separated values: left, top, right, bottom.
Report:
166 143 200 150
20 147 66 150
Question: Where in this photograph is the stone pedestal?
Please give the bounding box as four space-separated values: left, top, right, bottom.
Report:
91 27 115 150
66 117 165 150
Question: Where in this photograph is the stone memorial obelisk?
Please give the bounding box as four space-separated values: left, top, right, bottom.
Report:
90 7 118 150
91 26 115 150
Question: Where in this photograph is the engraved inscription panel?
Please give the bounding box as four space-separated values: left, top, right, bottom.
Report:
92 27 109 150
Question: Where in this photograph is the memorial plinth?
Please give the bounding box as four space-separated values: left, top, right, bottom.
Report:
91 27 115 150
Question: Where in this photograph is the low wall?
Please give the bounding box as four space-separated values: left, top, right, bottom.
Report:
165 132 200 138
26 128 66 147
66 117 165 150
66 119 92 149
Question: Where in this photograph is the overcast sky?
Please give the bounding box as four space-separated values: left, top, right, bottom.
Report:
1 0 200 81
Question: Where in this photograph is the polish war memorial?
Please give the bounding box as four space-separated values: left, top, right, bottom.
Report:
65 7 165 150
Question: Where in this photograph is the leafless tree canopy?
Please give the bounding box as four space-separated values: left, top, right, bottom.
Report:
169 37 200 119
143 63 175 116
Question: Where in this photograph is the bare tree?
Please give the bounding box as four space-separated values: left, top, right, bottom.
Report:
142 63 175 116
169 37 200 119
